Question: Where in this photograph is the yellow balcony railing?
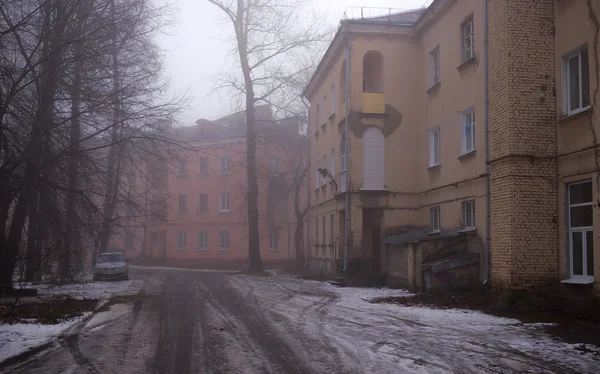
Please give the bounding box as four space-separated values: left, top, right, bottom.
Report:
362 92 385 114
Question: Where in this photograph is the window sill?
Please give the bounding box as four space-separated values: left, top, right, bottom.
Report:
557 106 593 124
321 122 327 130
427 229 441 236
560 278 594 285
218 248 229 251
196 248 208 251
176 211 188 215
327 243 334 247
458 227 477 233
176 247 186 251
428 164 441 172
426 82 441 95
358 188 390 193
219 210 230 213
458 149 476 161
314 130 320 138
457 57 477 71
268 248 279 252
329 113 335 121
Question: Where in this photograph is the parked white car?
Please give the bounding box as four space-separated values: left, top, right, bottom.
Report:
93 252 129 281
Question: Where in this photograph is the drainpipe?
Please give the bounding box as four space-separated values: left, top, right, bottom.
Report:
483 0 491 284
343 36 351 272
305 104 311 268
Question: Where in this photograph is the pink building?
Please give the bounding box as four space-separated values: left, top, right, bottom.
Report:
108 107 307 269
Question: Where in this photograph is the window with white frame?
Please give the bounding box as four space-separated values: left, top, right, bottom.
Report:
564 46 590 115
330 148 335 177
269 158 280 175
330 84 335 116
430 206 440 231
568 181 594 279
430 46 440 87
197 231 208 250
329 214 334 244
220 192 230 212
219 230 229 250
177 230 187 249
461 107 475 154
429 127 440 167
178 159 187 177
276 198 285 210
462 201 475 229
178 194 187 213
340 133 347 172
315 160 320 189
270 228 279 250
220 155 231 175
461 16 474 63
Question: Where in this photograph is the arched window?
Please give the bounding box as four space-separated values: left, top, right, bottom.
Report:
363 51 384 93
362 127 385 190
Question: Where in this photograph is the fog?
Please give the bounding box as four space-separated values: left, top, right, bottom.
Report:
159 0 430 124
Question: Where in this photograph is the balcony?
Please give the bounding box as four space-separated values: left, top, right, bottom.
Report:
362 93 385 114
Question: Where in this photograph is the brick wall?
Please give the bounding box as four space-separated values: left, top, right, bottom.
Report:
489 0 559 289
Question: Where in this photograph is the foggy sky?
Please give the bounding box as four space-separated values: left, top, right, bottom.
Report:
158 0 430 125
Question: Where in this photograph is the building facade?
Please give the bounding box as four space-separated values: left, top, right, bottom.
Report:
107 107 307 269
304 0 600 294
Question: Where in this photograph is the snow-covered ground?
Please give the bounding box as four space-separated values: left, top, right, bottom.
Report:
229 274 600 374
0 279 135 364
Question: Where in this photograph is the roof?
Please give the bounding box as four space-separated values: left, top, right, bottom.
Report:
384 228 469 245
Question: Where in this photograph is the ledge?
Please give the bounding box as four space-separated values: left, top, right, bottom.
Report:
329 113 335 121
560 278 594 285
321 122 327 130
428 164 441 172
427 229 442 236
457 57 477 72
358 188 390 193
458 149 476 161
196 248 208 251
176 247 186 251
218 248 229 251
426 82 441 95
557 106 593 124
458 227 477 234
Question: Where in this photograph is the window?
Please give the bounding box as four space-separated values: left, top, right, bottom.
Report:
565 46 590 115
329 214 334 244
431 206 440 231
315 217 319 244
330 148 335 177
316 105 320 129
197 231 208 250
177 230 187 249
322 95 327 124
220 155 231 175
198 193 208 212
270 158 280 175
270 229 279 250
125 231 135 249
200 157 209 177
330 84 335 116
322 215 326 244
462 17 474 63
315 160 320 189
219 230 229 250
178 159 187 177
430 46 440 86
276 198 285 209
322 154 327 186
568 181 594 279
429 127 440 167
178 194 187 213
462 201 475 229
461 108 475 155
340 133 347 172
220 192 230 212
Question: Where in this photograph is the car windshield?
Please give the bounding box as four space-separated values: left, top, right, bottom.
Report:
97 254 124 263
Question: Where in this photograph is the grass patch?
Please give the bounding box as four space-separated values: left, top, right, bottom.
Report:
0 295 98 324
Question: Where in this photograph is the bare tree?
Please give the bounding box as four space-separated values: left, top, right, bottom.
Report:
207 0 330 271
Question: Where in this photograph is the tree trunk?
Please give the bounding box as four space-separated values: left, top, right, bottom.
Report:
24 188 40 282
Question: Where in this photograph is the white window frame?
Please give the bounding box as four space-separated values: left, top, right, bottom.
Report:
564 46 590 116
461 17 474 63
430 206 440 232
276 198 285 210
315 160 320 190
220 155 231 175
177 230 187 250
270 158 280 175
429 127 440 167
220 192 230 212
197 230 208 250
178 194 187 213
270 229 279 251
178 159 187 177
430 46 440 87
330 84 335 116
568 180 594 280
219 230 229 250
461 107 475 155
462 201 476 229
